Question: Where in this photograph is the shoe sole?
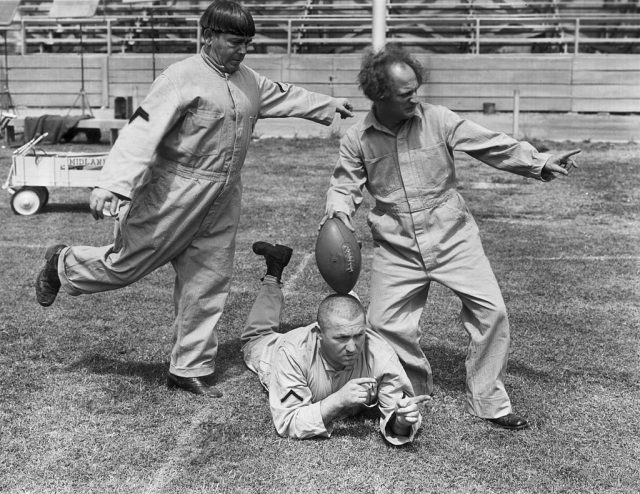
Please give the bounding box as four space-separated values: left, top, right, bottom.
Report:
488 421 530 431
166 375 223 397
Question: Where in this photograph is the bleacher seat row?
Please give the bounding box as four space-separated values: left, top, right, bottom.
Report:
5 0 640 55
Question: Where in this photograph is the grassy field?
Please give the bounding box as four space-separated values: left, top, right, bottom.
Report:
0 136 638 493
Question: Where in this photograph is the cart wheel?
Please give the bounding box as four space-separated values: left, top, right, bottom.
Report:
10 187 43 215
34 187 49 207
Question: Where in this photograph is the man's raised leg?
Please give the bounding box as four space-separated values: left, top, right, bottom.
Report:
241 242 293 389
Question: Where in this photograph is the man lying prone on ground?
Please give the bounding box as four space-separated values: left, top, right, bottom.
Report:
241 242 431 445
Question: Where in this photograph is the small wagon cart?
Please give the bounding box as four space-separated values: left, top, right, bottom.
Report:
2 133 108 215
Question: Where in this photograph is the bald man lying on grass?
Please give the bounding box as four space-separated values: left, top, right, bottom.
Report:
241 241 431 445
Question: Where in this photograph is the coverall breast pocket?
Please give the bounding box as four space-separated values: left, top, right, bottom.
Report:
177 109 224 157
411 143 452 189
363 154 403 198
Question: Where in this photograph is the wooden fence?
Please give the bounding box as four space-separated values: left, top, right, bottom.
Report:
3 53 639 113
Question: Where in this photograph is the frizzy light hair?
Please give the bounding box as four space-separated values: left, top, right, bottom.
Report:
357 43 425 101
200 0 255 38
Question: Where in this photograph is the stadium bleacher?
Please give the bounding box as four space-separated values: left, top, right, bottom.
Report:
3 0 638 55
0 0 636 120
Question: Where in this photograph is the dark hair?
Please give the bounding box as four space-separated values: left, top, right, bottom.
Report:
357 43 424 101
317 294 365 332
200 0 255 38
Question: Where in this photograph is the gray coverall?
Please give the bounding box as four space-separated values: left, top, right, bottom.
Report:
241 277 421 445
325 103 552 418
57 50 337 378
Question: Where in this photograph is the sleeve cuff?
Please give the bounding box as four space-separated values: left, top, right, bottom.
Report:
283 402 332 439
308 402 331 436
326 195 356 218
380 412 421 446
534 152 554 182
96 182 133 200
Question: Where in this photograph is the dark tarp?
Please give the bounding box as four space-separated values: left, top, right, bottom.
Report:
23 115 91 144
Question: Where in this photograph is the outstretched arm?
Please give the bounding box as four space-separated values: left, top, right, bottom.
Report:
442 107 554 180
256 71 353 125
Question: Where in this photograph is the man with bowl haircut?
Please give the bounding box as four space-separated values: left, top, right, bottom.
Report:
34 0 353 397
323 44 579 430
242 242 430 445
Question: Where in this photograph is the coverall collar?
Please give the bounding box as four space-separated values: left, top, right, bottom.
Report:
362 105 421 137
200 47 231 77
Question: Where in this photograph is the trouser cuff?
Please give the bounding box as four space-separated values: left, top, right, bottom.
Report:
57 247 83 296
466 396 512 419
169 365 215 378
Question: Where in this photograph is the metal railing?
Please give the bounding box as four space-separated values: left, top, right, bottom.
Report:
15 0 640 18
2 13 639 55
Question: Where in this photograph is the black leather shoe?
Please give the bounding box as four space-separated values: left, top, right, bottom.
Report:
487 413 529 430
167 373 223 397
252 241 293 282
35 244 67 307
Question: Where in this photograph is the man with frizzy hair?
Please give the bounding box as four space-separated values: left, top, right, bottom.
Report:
242 242 431 445
322 43 579 430
35 1 353 396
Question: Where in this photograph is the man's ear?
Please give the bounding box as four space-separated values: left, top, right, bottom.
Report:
203 27 214 44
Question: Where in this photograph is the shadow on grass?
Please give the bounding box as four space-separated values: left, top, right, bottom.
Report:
65 354 167 385
425 342 638 394
426 344 467 393
41 203 89 214
211 338 246 382
64 340 245 386
66 336 633 397
425 343 567 391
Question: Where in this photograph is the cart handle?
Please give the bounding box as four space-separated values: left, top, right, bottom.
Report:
14 133 49 156
2 158 16 191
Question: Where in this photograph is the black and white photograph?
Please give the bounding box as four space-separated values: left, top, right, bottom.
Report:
1 1 638 492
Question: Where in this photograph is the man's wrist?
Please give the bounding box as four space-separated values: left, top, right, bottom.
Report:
319 393 343 426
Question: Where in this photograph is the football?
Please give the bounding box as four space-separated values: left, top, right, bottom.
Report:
315 218 361 294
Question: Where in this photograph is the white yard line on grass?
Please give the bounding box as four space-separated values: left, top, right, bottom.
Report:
0 242 48 249
143 252 313 494
508 255 640 261
283 252 313 297
143 403 214 494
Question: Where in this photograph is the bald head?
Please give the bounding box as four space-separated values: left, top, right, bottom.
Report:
317 294 365 331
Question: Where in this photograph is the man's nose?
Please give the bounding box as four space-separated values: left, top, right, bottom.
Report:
345 339 356 353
